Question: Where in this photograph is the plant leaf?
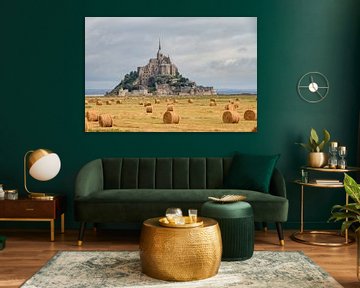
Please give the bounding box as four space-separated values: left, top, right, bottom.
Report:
331 203 360 215
323 129 330 144
310 128 319 144
295 142 312 152
344 173 360 204
308 137 316 152
341 220 358 234
317 140 325 152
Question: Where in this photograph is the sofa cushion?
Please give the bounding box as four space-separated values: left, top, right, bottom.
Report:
75 188 288 222
223 153 280 193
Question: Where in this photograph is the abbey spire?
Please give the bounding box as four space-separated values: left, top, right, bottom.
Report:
157 38 162 59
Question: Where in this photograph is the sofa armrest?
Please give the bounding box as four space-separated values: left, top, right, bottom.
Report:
269 168 287 198
75 159 104 199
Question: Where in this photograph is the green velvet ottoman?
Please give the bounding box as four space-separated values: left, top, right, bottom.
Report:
201 201 254 261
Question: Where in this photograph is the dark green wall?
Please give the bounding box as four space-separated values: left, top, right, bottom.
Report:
1 0 359 230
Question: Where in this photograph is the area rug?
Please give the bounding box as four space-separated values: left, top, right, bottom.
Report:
21 251 342 288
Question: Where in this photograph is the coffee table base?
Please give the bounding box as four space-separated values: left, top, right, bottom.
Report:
140 217 222 281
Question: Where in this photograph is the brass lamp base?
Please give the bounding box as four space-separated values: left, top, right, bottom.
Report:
28 193 55 200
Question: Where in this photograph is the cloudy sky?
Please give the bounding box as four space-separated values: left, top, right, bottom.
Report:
85 17 257 90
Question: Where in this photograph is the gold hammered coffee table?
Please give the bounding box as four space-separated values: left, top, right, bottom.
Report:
139 217 222 281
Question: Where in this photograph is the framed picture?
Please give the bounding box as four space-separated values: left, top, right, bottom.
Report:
85 17 257 132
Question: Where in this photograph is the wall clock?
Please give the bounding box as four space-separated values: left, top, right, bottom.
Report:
297 72 329 103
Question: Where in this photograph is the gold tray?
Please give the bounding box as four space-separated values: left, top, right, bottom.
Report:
159 216 204 228
208 194 246 203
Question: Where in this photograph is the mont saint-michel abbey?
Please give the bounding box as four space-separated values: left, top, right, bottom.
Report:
137 41 178 86
109 41 216 96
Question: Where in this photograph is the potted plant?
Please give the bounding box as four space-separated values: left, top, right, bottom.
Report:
329 173 360 279
296 128 330 167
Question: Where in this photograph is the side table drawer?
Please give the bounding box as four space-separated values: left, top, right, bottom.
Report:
1 201 55 218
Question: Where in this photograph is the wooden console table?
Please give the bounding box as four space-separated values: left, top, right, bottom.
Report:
0 195 65 241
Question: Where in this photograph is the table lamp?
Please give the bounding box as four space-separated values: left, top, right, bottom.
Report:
24 148 61 199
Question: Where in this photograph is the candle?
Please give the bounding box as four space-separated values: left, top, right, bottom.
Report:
330 142 338 149
338 146 346 153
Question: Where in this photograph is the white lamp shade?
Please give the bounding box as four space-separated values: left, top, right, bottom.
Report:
29 153 61 181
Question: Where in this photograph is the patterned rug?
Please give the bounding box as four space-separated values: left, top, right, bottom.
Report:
21 251 342 288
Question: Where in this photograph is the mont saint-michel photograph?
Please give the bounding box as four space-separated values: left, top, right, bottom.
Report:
85 17 257 132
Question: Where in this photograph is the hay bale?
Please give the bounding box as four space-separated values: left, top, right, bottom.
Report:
236 98 240 101
116 100 122 104
85 118 89 132
96 100 102 105
173 99 178 103
188 99 193 103
234 102 239 109
144 102 152 107
106 100 112 105
146 106 153 113
155 99 161 104
222 110 240 123
163 111 180 124
210 98 216 102
167 105 174 111
252 126 257 132
85 100 89 105
99 114 113 127
224 104 234 110
244 110 257 120
139 102 144 105
86 110 99 122
210 101 217 106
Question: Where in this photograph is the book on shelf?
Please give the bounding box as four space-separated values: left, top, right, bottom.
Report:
314 179 341 184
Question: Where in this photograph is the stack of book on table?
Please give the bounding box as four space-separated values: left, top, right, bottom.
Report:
314 179 342 185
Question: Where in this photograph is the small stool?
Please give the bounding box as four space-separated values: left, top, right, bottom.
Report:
201 201 254 261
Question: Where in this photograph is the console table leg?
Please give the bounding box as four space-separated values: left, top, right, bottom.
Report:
61 213 65 234
50 220 55 242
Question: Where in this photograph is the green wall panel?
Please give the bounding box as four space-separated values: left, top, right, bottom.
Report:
0 0 359 230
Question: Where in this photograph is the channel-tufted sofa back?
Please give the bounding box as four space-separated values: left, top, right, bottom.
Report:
102 157 233 190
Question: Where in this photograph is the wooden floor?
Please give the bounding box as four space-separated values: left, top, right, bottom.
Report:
0 228 358 288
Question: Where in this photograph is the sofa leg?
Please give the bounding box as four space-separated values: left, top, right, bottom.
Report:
77 222 86 246
262 222 268 232
275 222 284 246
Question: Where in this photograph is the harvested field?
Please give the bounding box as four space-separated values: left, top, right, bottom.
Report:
84 94 257 132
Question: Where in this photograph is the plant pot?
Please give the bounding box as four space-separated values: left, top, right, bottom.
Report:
307 152 328 168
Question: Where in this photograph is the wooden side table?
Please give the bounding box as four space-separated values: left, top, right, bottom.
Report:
0 195 66 241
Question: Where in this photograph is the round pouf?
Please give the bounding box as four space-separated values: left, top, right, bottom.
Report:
201 201 254 261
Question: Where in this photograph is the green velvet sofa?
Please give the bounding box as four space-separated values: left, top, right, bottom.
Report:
74 157 288 245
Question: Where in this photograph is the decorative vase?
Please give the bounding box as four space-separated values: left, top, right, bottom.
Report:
308 152 328 168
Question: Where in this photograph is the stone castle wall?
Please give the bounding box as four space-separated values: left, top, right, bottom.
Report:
137 49 178 86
